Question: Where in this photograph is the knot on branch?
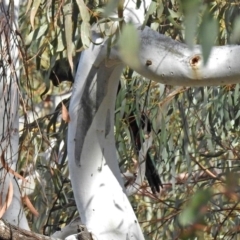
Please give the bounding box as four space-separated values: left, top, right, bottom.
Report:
77 225 93 240
145 60 152 66
190 55 201 69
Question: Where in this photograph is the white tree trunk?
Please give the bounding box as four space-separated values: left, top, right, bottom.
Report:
0 0 29 230
67 1 153 239
67 0 240 239
68 39 144 239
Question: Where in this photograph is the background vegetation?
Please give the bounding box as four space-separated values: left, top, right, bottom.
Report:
17 0 240 239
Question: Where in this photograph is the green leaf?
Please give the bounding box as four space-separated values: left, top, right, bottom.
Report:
27 24 48 46
56 29 65 52
141 1 157 30
179 189 212 226
75 0 91 49
181 0 201 49
168 8 181 19
63 3 74 74
103 0 120 17
119 24 140 69
30 0 41 29
199 10 218 65
81 21 91 48
157 1 164 18
75 0 90 22
230 16 240 44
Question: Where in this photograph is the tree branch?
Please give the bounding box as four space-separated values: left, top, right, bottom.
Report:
120 26 240 86
0 220 61 240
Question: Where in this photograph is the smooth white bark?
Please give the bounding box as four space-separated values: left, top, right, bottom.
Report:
125 26 240 86
67 2 153 239
51 217 80 239
0 0 29 230
68 41 144 239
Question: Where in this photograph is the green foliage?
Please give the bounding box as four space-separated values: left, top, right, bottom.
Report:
118 79 240 239
199 8 218 64
119 24 140 69
179 189 212 226
181 0 201 48
18 0 240 239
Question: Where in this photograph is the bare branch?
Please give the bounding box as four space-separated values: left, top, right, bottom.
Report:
0 219 61 240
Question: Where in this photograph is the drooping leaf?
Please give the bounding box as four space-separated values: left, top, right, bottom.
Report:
75 0 90 22
62 103 71 123
22 195 39 217
230 16 240 43
199 9 218 65
181 0 201 49
26 0 33 13
103 0 119 17
63 3 74 74
0 180 13 218
25 24 48 45
119 24 140 69
179 189 212 226
30 0 41 29
0 153 27 182
81 21 91 48
141 1 157 30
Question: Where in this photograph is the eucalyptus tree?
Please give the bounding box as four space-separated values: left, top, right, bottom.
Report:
2 0 240 240
66 1 240 240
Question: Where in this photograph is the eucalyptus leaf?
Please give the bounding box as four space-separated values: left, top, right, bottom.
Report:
119 24 140 69
199 10 218 65
181 0 201 49
75 0 90 22
179 189 212 226
141 1 157 30
25 24 48 46
30 0 41 29
230 16 240 43
81 21 91 48
63 3 74 73
103 0 119 17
